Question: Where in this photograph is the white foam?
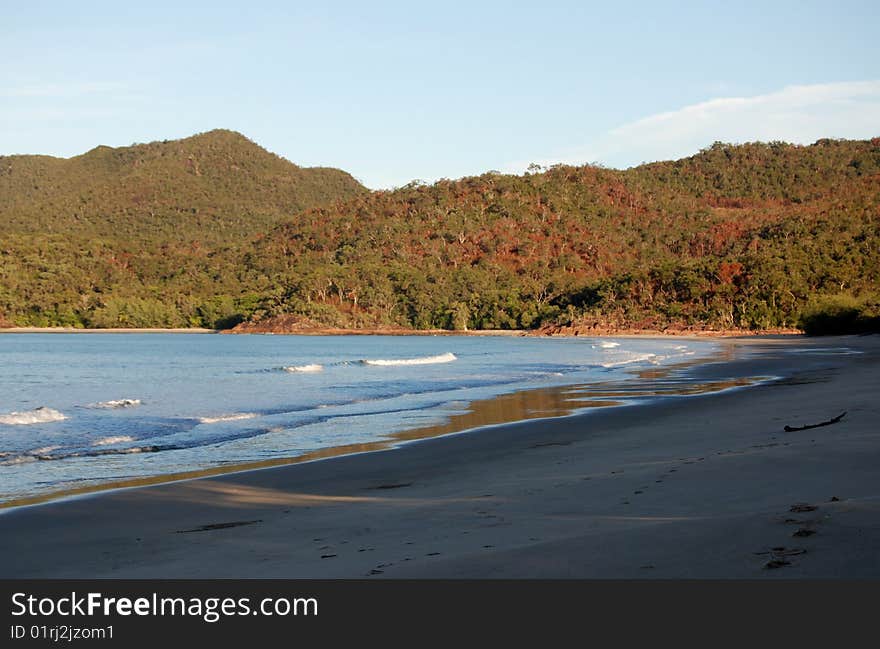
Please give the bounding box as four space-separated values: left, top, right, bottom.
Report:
0 407 67 425
600 353 657 368
0 455 37 465
198 412 258 424
89 399 142 409
284 364 323 373
93 435 135 446
31 445 61 455
595 341 620 349
362 352 457 366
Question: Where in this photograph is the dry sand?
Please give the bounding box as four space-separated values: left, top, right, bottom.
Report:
1 335 877 578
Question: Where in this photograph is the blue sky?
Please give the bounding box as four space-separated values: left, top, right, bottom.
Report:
2 0 879 188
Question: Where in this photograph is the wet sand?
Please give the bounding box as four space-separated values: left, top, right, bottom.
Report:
0 335 877 578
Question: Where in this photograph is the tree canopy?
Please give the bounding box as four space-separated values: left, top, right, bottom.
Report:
1 134 877 333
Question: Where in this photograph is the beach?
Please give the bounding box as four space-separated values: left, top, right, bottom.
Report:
0 334 877 578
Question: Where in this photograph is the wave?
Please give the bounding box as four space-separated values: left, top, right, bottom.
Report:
0 444 169 465
93 435 135 446
595 341 620 349
362 352 457 366
0 407 67 425
31 445 61 455
600 353 658 368
198 412 259 424
0 455 38 465
88 399 142 409
284 364 323 373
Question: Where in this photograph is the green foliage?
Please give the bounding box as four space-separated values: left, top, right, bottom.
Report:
1 133 878 332
88 297 186 328
0 130 365 328
798 294 880 335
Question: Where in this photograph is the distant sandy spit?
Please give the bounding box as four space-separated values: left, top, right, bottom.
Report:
0 327 218 334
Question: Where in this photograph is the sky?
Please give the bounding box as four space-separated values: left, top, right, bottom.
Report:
2 0 879 189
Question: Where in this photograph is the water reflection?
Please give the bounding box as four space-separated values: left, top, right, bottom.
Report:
1 360 764 509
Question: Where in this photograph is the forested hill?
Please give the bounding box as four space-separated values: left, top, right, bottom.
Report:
0 129 366 242
249 138 880 333
0 130 366 328
1 136 878 332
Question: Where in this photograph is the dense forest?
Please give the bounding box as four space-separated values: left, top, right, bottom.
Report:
1 131 878 333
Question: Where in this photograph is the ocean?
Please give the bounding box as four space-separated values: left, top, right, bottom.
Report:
0 333 720 505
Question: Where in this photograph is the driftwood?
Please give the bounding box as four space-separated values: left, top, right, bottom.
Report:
784 412 846 432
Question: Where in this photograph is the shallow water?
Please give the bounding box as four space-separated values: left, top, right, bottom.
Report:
0 333 717 504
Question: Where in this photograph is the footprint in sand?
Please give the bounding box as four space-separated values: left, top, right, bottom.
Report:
756 546 807 570
765 559 791 569
176 519 262 533
368 482 413 490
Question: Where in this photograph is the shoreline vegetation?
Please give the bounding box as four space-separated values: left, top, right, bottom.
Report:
1 131 878 336
1 334 876 578
0 325 802 337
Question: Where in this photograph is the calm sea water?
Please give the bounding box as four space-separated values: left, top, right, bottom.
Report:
0 334 718 504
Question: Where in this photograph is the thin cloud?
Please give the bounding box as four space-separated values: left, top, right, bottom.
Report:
508 80 880 172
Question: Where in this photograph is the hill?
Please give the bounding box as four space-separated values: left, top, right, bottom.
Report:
1 135 877 332
245 138 880 333
0 129 365 240
0 130 366 327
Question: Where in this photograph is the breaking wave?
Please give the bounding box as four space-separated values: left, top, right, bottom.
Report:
284 364 324 373
31 445 61 455
0 444 169 465
198 413 259 424
361 352 457 366
0 407 68 425
88 399 142 409
93 435 136 446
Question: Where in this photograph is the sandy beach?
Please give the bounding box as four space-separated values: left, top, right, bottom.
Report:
1 334 877 578
0 327 219 334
